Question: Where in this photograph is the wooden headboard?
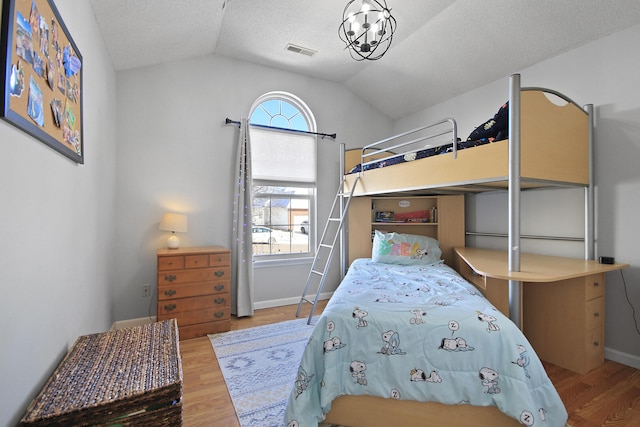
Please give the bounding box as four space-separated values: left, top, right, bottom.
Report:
347 194 465 268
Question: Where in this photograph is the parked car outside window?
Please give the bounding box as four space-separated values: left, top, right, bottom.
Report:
300 220 309 234
252 226 288 245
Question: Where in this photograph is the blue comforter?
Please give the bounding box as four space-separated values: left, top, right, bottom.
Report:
284 259 568 426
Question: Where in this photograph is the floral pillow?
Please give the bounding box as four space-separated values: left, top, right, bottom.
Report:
372 230 443 266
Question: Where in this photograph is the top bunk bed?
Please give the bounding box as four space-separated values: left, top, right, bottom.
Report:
343 75 590 197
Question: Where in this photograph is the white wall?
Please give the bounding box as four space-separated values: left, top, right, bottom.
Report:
2 5 638 425
395 24 640 366
113 54 392 320
0 1 118 425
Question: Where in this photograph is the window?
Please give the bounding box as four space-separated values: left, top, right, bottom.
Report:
249 93 316 260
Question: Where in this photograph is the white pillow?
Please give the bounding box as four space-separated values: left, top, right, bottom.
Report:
372 230 442 265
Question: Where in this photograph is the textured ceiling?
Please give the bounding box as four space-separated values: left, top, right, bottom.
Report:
90 0 640 119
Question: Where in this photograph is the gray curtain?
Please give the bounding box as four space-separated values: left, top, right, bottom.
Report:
231 118 254 317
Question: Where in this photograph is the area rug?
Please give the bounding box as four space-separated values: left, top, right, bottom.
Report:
209 318 316 427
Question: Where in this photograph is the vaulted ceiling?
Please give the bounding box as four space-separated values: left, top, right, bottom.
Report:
89 0 640 119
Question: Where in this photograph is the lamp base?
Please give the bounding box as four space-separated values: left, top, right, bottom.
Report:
167 234 180 249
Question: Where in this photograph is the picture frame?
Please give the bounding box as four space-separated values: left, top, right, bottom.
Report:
1 0 83 163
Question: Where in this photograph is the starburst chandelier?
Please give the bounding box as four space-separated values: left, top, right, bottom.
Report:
338 0 397 61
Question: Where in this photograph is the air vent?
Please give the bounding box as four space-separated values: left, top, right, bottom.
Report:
285 44 317 57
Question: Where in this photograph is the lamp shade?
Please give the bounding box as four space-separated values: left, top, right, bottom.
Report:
159 213 188 233
159 213 188 249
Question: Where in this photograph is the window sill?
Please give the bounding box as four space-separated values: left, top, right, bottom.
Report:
253 256 314 269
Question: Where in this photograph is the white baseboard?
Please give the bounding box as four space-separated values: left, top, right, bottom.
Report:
110 316 156 331
605 347 640 370
254 292 333 310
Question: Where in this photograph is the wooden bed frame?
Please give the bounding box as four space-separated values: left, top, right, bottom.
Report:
323 74 585 427
324 395 522 426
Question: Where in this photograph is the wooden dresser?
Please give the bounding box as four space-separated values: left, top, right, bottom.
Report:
454 247 629 374
157 246 231 339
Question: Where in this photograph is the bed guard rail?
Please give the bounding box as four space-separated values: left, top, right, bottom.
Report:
359 118 458 172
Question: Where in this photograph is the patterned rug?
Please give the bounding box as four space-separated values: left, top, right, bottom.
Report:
209 318 317 427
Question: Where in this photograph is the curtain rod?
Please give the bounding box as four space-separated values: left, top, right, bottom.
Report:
225 118 336 139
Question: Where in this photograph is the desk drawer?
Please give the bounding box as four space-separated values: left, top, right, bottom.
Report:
585 297 604 330
456 259 486 290
584 273 604 301
584 325 604 371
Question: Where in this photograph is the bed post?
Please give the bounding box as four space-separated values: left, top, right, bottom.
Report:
508 74 522 329
585 104 595 260
339 142 347 279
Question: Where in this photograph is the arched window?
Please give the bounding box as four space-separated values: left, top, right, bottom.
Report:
249 92 316 259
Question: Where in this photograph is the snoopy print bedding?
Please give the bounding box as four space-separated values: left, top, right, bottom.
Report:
284 259 568 427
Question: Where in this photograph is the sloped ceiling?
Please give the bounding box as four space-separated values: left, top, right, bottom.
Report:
90 0 640 119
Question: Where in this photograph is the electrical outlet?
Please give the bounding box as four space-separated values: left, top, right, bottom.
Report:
143 284 151 297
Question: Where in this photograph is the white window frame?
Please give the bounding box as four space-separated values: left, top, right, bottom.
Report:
249 92 317 265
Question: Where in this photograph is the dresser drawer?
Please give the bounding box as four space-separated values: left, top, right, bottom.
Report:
585 297 604 330
166 307 231 326
178 320 231 340
185 255 209 269
158 256 185 271
158 281 230 300
584 273 604 301
158 295 222 315
158 267 230 285
209 253 230 267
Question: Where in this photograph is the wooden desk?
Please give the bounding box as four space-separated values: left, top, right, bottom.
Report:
454 247 629 374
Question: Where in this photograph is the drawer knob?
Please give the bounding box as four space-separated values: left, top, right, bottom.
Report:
593 341 600 347
215 297 226 304
593 282 600 287
215 270 225 277
164 303 177 311
164 274 177 282
594 312 600 317
164 289 177 297
215 284 225 291
214 311 225 318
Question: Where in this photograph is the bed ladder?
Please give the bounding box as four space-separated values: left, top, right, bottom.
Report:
296 175 360 324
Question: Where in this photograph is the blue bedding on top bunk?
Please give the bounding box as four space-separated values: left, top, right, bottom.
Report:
348 101 509 174
347 138 491 174
284 259 568 427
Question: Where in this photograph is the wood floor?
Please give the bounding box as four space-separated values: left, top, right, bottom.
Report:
179 301 640 427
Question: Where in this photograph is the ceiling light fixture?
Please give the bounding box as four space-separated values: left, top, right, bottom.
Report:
338 0 397 61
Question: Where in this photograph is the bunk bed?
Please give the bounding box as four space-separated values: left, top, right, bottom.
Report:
287 75 588 426
343 79 589 197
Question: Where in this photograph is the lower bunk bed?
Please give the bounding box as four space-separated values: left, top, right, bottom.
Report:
285 235 568 427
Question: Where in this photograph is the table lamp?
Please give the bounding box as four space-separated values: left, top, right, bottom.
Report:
159 212 188 249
